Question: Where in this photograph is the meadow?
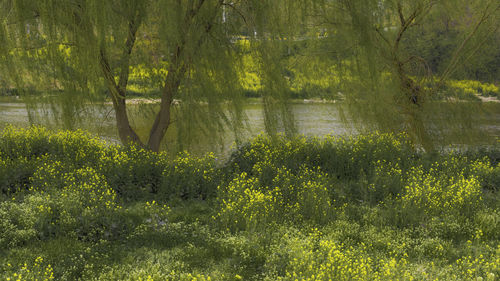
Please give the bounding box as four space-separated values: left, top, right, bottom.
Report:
0 126 499 280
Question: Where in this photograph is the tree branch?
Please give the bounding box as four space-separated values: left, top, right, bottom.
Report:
99 48 122 102
222 2 248 25
438 1 498 85
117 15 141 93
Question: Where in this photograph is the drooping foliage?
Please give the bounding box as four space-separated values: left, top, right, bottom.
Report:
0 0 303 151
1 0 499 151
298 0 500 149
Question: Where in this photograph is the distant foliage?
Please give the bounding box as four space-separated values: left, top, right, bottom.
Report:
436 79 500 101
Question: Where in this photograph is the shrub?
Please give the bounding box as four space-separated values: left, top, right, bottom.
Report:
471 159 500 191
0 127 225 201
451 245 500 281
0 126 499 280
265 230 414 281
215 173 276 231
0 166 122 247
0 198 39 247
46 130 105 167
398 165 483 222
447 79 500 99
98 145 167 198
216 168 335 231
229 132 415 182
2 257 55 281
0 126 105 165
159 152 219 200
0 156 42 194
474 208 500 240
270 166 334 224
0 126 53 160
0 126 106 194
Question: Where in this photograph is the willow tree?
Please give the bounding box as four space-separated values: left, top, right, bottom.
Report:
305 0 500 149
0 0 299 151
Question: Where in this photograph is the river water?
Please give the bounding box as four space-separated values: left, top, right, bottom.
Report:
1 97 499 157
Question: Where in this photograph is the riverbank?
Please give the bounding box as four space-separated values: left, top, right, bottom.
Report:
2 97 500 159
1 78 499 103
1 127 499 280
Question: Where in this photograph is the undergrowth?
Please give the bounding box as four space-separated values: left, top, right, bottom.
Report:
0 126 499 280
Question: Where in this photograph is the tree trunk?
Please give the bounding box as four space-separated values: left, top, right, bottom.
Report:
96 14 144 146
99 49 143 147
147 56 186 152
146 0 197 152
141 1 211 151
113 93 143 146
146 90 173 152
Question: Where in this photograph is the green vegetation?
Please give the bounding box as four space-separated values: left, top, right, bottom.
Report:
0 0 301 151
301 0 500 149
2 1 499 151
443 80 500 101
1 1 499 279
1 126 499 280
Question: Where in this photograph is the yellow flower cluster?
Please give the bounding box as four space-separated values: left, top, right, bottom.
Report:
216 166 335 231
216 173 275 231
5 257 54 281
274 233 414 281
451 244 500 280
401 165 482 215
448 79 499 98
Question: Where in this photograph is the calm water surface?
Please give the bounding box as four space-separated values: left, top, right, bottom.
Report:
1 97 499 157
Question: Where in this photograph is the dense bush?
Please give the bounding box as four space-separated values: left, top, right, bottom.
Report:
160 152 220 200
97 145 168 198
216 167 334 232
0 126 220 200
446 80 500 99
0 166 122 247
263 229 500 281
229 132 415 181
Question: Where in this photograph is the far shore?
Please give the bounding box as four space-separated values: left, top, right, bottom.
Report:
1 95 499 105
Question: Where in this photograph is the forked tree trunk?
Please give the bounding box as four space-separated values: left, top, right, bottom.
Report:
101 0 209 152
387 3 435 151
98 15 144 148
146 0 211 152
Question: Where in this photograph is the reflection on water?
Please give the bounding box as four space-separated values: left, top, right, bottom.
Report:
1 98 499 158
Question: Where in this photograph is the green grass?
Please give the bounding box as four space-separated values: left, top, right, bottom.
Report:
0 126 499 280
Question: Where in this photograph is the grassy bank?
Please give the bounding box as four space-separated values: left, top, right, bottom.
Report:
2 76 499 103
0 126 499 280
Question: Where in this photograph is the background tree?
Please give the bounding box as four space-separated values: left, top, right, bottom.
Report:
303 0 500 149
